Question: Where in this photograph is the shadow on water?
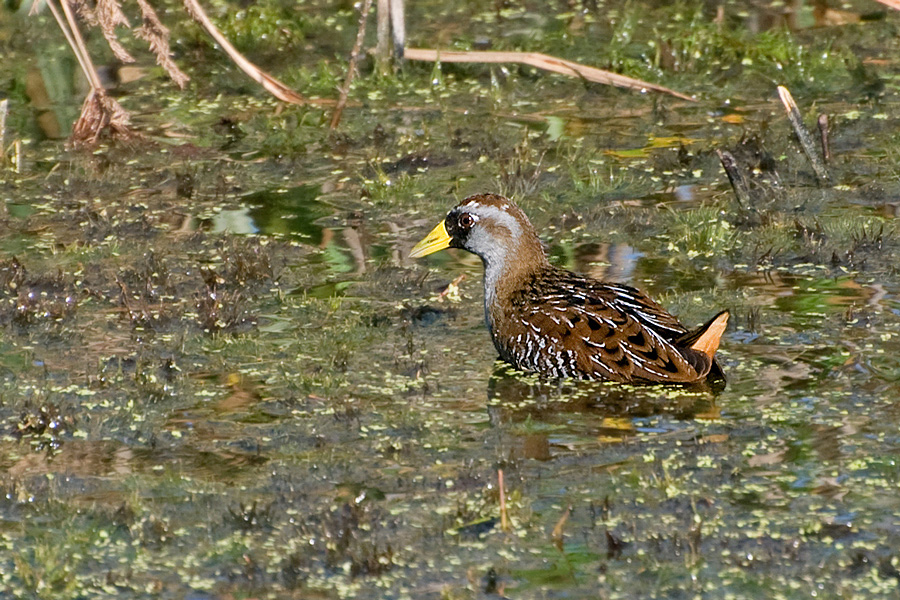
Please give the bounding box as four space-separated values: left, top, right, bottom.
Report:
486 363 722 422
480 364 723 460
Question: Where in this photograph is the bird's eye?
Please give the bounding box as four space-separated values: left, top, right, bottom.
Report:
458 213 475 229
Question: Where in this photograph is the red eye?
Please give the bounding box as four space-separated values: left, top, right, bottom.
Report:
458 213 475 229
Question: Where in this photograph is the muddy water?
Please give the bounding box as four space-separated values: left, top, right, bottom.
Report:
1 1 900 598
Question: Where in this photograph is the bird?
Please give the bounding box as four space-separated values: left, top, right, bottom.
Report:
409 193 728 385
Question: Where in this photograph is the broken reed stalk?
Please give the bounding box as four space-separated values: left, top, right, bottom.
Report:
331 0 373 129
34 0 188 144
716 149 751 209
498 469 509 532
403 48 695 102
776 85 831 186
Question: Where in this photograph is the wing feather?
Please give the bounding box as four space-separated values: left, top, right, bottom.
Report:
492 268 718 383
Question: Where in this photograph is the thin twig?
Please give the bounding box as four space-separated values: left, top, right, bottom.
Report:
403 48 694 102
331 0 373 129
13 140 22 172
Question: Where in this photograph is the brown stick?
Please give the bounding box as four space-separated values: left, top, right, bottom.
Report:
331 0 373 129
403 48 694 102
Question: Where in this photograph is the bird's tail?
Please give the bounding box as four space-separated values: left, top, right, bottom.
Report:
673 310 729 383
688 310 729 359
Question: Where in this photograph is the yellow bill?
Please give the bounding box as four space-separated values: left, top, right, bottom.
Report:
409 220 451 258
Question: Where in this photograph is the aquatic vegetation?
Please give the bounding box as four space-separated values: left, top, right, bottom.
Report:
3 1 900 598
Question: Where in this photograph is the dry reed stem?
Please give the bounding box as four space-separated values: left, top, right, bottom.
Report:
182 0 307 105
41 0 101 90
403 48 694 102
375 0 390 74
58 0 103 90
331 0 373 129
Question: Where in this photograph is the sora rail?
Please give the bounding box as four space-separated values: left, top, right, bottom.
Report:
409 193 728 384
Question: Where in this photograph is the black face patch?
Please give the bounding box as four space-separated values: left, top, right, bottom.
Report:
445 209 476 248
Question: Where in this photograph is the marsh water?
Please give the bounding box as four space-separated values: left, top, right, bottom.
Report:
2 0 900 598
